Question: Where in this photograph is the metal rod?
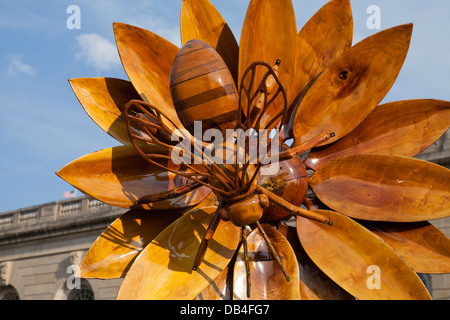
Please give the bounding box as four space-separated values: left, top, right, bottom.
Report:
255 221 290 283
242 227 251 298
256 185 333 226
135 179 204 205
192 204 223 271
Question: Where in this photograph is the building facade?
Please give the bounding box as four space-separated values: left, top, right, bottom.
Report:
0 131 449 300
0 197 125 300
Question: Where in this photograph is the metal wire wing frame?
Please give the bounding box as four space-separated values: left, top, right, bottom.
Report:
122 100 238 198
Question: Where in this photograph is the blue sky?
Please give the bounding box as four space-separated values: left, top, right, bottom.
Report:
0 0 448 213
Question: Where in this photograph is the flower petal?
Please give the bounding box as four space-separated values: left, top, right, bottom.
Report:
113 23 183 130
291 0 353 103
292 24 413 146
180 0 239 85
239 0 296 126
297 210 432 300
305 99 450 170
233 224 300 300
79 193 217 279
309 154 450 222
117 206 240 300
364 221 450 274
69 77 141 145
194 267 231 300
281 224 354 300
79 208 184 279
56 145 210 210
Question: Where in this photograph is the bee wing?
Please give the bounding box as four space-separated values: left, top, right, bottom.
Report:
238 61 288 133
122 99 238 197
123 100 209 177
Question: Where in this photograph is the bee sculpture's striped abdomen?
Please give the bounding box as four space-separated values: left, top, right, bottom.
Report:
170 40 238 133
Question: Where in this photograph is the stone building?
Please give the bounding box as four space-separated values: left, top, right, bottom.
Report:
0 132 449 300
0 197 125 300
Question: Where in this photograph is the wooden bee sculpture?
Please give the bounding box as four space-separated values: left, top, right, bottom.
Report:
123 40 334 297
59 0 450 301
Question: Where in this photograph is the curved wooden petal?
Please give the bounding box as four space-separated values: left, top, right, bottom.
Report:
113 23 183 130
306 99 450 170
293 24 413 147
194 266 232 300
363 221 450 274
79 208 184 279
79 192 217 279
56 145 210 210
309 154 450 222
180 0 239 85
233 224 300 300
239 0 296 125
292 0 353 103
69 78 142 145
117 206 240 300
297 210 432 300
280 224 354 300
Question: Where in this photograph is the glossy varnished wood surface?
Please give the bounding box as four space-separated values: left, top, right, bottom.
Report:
292 0 353 104
297 210 432 300
113 23 183 131
56 145 210 210
310 154 450 222
293 24 413 146
279 224 354 300
258 154 308 222
117 206 240 300
79 209 184 279
79 193 217 279
239 0 296 127
233 224 300 300
180 0 239 85
194 267 231 300
170 40 238 133
306 99 450 170
69 78 142 145
363 221 450 274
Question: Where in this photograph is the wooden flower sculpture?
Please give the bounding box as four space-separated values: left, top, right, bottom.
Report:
57 0 450 300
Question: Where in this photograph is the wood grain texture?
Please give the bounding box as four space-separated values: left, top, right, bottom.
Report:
279 223 354 300
239 0 296 127
56 145 210 210
79 193 217 279
180 0 239 85
79 209 184 279
363 221 450 274
310 154 450 222
194 267 231 300
293 24 413 147
69 78 142 145
117 206 240 300
170 40 238 133
233 224 300 300
306 99 450 170
297 210 432 300
292 0 353 104
113 23 183 131
259 154 308 222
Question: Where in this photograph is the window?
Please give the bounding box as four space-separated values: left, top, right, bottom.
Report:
67 281 94 300
0 286 20 300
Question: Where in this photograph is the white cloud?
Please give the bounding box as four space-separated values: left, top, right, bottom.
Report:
75 33 121 72
6 54 37 76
